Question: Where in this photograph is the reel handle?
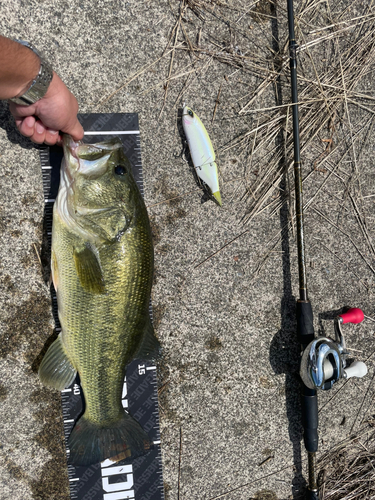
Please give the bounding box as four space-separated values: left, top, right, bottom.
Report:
344 361 368 380
339 308 364 325
324 359 368 382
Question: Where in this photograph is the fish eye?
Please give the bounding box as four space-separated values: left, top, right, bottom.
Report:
187 109 194 117
114 165 127 176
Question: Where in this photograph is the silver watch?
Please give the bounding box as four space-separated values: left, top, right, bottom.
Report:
10 40 53 106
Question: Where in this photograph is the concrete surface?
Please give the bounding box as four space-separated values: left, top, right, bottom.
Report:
0 1 374 499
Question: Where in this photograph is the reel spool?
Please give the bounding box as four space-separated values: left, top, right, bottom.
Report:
300 308 367 390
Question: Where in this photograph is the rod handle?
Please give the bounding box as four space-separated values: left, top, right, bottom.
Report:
297 300 315 346
301 386 318 453
339 308 364 324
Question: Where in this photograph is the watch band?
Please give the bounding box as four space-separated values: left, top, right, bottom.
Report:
10 40 53 106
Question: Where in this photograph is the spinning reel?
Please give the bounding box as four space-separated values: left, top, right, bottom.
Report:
300 308 367 390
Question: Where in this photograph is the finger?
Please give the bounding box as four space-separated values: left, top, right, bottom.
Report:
29 120 47 144
16 115 36 138
44 128 60 146
64 117 84 142
55 135 64 147
9 101 37 119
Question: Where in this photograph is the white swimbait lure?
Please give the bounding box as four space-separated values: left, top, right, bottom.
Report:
182 105 222 206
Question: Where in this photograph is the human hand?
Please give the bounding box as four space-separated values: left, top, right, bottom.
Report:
8 71 84 146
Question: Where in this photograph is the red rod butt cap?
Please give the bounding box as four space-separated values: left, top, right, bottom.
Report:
340 308 364 324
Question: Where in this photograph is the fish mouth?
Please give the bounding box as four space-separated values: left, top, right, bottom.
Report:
63 134 124 179
62 135 81 185
63 134 80 162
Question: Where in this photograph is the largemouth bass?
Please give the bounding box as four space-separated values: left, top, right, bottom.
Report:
39 135 160 466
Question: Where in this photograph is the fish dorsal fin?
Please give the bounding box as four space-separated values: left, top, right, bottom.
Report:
73 245 106 294
38 334 77 390
134 317 161 360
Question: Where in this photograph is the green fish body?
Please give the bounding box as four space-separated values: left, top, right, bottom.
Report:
39 135 159 466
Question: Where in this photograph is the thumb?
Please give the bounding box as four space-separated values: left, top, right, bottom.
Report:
62 117 84 141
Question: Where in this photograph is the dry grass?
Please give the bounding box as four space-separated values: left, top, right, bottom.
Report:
234 5 375 223
318 418 375 500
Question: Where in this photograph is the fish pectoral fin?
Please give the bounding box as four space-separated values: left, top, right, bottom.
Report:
73 245 106 294
134 318 161 361
38 334 77 390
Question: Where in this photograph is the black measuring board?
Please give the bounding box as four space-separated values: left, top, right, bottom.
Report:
39 114 165 500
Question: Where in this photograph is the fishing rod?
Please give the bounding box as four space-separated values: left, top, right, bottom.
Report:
286 1 368 498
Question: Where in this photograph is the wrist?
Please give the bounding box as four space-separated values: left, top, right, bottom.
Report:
14 70 39 99
9 40 53 106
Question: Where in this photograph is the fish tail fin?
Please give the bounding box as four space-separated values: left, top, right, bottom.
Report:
67 411 151 466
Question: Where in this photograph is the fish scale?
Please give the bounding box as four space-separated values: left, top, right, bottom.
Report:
39 113 165 500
